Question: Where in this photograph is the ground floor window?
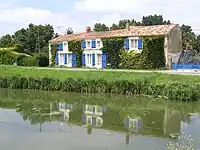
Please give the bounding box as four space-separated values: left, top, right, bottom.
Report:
86 54 92 65
97 54 102 65
68 54 72 64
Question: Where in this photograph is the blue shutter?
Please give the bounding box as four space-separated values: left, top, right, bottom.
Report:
82 105 86 111
81 41 86 49
58 43 63 51
64 54 67 64
92 53 95 66
125 38 129 50
82 54 85 65
82 114 86 124
56 53 59 65
102 53 107 68
72 53 76 67
91 40 96 48
92 117 96 125
138 38 142 49
125 118 129 129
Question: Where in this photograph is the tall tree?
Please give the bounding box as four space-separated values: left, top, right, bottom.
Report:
66 27 73 34
110 19 137 30
0 34 15 48
13 23 55 54
181 24 197 50
93 23 109 32
142 14 171 26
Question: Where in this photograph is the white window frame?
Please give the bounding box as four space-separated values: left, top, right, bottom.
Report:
86 40 91 49
96 39 101 48
63 42 68 51
129 37 139 50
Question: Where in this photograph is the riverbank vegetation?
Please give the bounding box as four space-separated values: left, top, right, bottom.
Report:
1 66 200 101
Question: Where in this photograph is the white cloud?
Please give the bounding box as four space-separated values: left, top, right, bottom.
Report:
0 1 84 36
75 0 200 31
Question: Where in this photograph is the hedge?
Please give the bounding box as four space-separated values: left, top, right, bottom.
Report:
0 49 38 66
0 75 199 102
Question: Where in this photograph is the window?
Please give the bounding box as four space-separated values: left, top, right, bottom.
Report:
96 41 101 48
87 41 91 48
63 42 68 51
130 39 138 49
68 54 72 64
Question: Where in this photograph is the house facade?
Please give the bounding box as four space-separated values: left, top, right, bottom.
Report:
49 23 182 69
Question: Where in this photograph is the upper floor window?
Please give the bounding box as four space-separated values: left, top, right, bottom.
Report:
97 40 101 48
87 41 91 48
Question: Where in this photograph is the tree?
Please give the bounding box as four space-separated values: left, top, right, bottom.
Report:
142 14 171 26
66 27 73 35
181 25 197 50
0 34 15 48
93 23 109 32
13 23 55 54
110 19 137 30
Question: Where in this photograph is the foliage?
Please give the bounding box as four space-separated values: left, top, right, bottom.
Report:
118 37 165 69
93 23 109 32
141 37 165 69
119 50 144 69
0 48 38 66
68 40 83 67
0 34 15 48
0 75 200 101
101 37 124 68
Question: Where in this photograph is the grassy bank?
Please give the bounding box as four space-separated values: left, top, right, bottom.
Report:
1 65 200 84
0 65 200 101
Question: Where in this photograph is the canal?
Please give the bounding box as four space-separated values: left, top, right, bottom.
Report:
0 88 200 150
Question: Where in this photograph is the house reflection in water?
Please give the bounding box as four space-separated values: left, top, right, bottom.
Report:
124 116 142 144
82 104 107 134
57 103 75 122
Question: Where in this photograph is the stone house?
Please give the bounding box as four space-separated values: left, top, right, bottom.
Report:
48 23 182 69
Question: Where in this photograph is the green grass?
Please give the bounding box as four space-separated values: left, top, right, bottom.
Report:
0 65 200 84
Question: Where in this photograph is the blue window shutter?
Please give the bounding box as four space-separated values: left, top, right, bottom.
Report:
81 41 86 49
102 53 107 68
82 114 86 124
72 53 76 67
138 38 142 49
58 43 63 51
91 40 96 48
92 53 95 66
64 54 67 64
125 38 129 50
56 53 59 65
82 54 85 65
125 118 129 129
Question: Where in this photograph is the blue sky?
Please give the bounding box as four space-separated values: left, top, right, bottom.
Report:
0 0 200 36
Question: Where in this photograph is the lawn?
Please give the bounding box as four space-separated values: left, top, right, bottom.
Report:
0 65 200 84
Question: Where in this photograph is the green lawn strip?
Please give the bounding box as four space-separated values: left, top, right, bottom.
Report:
0 65 200 84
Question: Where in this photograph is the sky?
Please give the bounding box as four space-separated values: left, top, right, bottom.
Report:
0 0 200 36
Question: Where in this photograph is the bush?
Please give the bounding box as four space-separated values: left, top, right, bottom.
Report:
0 49 38 66
17 55 38 66
0 75 199 102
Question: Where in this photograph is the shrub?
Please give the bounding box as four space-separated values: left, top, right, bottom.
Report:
0 49 38 66
17 55 38 66
0 75 199 102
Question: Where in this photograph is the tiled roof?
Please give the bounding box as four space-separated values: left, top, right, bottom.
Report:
49 24 178 43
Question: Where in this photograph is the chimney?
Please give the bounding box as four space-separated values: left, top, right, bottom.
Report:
126 23 130 31
86 26 91 33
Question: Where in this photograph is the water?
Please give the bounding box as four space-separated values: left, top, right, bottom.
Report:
0 88 200 150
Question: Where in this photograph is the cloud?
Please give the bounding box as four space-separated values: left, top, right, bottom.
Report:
0 0 84 35
75 0 200 30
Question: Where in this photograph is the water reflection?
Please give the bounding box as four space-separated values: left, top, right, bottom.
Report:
0 88 200 150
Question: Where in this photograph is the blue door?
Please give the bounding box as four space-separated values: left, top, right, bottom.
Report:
102 53 107 68
72 53 76 67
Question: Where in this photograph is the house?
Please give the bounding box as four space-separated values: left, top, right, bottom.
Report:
48 23 182 69
82 104 107 127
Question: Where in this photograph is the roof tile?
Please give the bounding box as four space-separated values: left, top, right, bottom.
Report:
49 24 177 43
